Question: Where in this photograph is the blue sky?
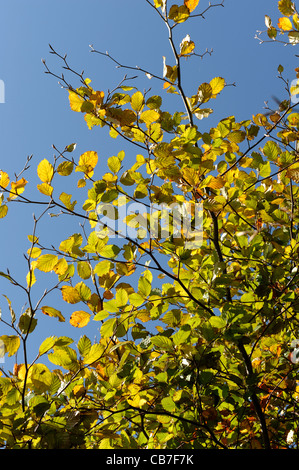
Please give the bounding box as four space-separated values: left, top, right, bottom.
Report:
0 0 298 367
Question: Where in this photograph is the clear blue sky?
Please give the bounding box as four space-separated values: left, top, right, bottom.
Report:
0 0 297 367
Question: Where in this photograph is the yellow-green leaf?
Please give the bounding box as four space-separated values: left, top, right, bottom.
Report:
210 77 226 95
36 254 58 272
57 161 74 176
131 91 144 112
140 109 160 125
77 261 91 280
0 335 20 357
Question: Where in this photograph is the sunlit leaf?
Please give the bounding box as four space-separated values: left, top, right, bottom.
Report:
36 254 58 272
41 306 65 322
61 285 81 304
184 0 199 12
57 161 74 176
70 310 91 328
278 16 293 30
0 171 10 188
37 183 53 196
37 159 54 183
0 335 20 357
69 91 84 112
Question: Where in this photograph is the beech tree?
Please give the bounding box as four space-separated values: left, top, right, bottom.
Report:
1 0 299 450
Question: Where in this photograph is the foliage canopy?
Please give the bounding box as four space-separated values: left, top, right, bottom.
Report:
1 0 299 450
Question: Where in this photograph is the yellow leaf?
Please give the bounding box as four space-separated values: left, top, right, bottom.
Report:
0 335 20 357
53 258 69 275
184 0 199 12
41 306 65 322
131 91 145 112
210 77 226 95
61 285 81 304
36 254 59 272
59 192 77 211
9 178 28 199
0 171 10 188
179 34 195 56
77 178 86 188
140 109 160 125
76 151 98 177
278 17 293 30
0 205 8 218
37 159 54 183
27 247 42 258
69 91 84 112
26 266 36 288
37 183 53 196
70 310 91 328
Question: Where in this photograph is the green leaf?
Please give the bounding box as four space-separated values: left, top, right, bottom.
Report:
151 335 173 351
209 316 226 329
138 275 152 297
146 95 162 110
83 343 105 364
172 325 191 345
48 346 78 370
161 396 176 412
77 335 92 357
39 336 58 356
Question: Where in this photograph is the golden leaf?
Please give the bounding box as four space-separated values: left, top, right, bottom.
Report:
61 285 81 304
278 16 293 30
37 159 54 183
210 77 226 96
41 306 65 322
184 0 199 12
9 178 28 199
37 183 53 196
70 310 91 328
0 171 10 188
69 91 84 112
